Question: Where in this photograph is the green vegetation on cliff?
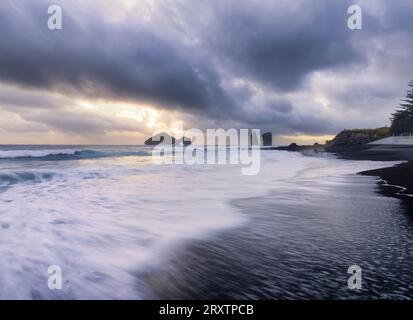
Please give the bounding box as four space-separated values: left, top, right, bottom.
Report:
326 127 390 151
391 80 413 135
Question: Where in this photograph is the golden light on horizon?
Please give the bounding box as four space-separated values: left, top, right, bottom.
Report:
277 134 335 145
78 99 164 129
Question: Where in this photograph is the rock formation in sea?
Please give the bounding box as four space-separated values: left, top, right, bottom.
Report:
176 137 192 146
144 132 176 145
262 132 272 146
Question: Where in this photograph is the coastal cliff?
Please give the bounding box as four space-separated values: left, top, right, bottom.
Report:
273 127 394 158
325 127 390 152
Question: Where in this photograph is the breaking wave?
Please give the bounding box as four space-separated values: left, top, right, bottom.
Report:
0 171 55 187
0 149 150 160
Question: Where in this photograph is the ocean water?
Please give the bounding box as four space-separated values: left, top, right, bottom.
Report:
0 145 409 299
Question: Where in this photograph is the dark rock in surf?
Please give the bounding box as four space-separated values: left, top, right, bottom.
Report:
144 132 176 146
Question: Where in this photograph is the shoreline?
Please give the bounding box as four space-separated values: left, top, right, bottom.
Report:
321 144 413 216
359 163 413 214
139 165 413 299
138 153 413 299
328 148 413 208
279 142 413 207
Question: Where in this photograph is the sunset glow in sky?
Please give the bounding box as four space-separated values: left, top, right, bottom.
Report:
1 0 413 144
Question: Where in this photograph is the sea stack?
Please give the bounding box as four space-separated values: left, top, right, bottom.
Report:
144 132 176 146
262 132 272 146
176 136 192 146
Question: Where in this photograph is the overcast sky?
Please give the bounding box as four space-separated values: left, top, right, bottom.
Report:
0 0 412 144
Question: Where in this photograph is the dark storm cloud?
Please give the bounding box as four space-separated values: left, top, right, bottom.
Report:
229 100 337 135
0 87 69 109
0 0 412 136
181 0 365 90
0 0 231 117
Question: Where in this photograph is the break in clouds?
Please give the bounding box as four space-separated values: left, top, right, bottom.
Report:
0 0 413 143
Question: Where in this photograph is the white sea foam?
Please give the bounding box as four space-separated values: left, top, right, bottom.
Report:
0 149 79 158
0 148 402 299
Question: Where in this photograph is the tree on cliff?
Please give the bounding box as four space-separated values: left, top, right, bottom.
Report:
391 80 413 135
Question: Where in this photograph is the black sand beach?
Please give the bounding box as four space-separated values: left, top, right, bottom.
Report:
361 163 413 198
340 146 413 206
139 153 413 299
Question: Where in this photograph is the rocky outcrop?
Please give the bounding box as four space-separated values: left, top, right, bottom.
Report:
326 127 390 152
274 143 325 153
176 137 192 146
262 132 272 146
144 132 176 146
275 143 298 151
